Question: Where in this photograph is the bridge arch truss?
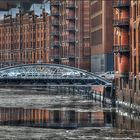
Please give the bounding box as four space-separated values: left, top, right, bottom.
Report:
0 64 111 85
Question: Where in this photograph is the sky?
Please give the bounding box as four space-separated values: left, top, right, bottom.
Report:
0 2 50 20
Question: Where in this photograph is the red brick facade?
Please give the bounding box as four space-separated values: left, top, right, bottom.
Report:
0 10 50 67
113 0 140 107
50 0 91 71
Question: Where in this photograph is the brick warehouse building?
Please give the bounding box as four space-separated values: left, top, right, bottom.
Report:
50 0 91 71
0 0 114 73
0 10 50 67
90 0 114 73
113 0 140 107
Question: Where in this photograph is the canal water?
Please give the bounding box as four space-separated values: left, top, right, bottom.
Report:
0 88 139 139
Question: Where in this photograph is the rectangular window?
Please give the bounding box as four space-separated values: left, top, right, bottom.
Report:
91 14 102 28
91 1 102 15
120 78 122 90
134 5 136 21
129 80 132 89
91 29 102 46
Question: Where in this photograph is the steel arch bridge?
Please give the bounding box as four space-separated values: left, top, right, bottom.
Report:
0 64 111 86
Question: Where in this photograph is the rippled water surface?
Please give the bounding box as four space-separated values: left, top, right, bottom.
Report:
0 88 139 140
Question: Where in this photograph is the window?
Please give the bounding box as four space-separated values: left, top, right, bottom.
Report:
91 29 102 46
134 28 136 49
120 78 122 90
133 5 136 21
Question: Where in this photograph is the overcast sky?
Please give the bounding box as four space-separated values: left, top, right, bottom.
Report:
0 3 50 20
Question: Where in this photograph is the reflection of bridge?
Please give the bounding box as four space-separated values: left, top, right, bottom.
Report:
0 64 111 86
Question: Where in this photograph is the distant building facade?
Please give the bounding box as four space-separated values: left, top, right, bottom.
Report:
90 0 114 73
0 0 114 73
50 0 91 71
0 10 50 67
113 0 140 107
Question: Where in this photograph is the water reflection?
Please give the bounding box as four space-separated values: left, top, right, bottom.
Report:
0 107 116 129
0 107 140 132
116 109 140 131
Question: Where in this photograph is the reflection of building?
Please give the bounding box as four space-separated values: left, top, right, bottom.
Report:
50 0 90 71
1 107 140 135
116 111 140 131
90 0 114 73
0 10 50 67
0 107 114 128
113 0 140 107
